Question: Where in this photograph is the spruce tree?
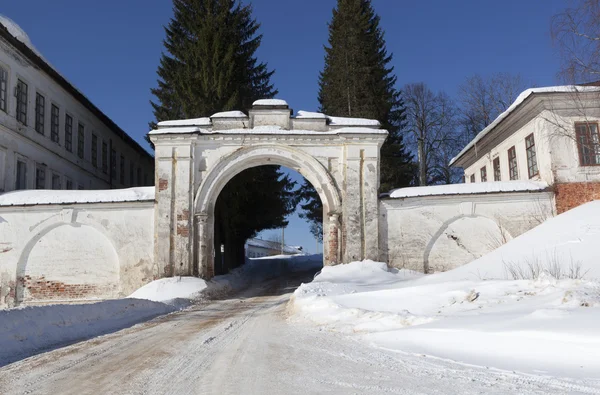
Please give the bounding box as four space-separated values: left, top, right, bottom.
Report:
150 0 294 272
299 0 415 239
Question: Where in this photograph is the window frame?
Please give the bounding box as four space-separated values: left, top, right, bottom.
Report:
15 158 27 190
50 104 60 144
35 92 45 135
102 141 108 174
65 113 73 152
35 165 46 190
51 172 62 190
15 79 28 125
77 122 85 159
469 174 475 183
525 133 539 178
0 66 8 113
110 148 117 180
508 146 519 180
575 122 600 166
480 166 487 182
493 157 501 181
120 154 125 184
91 133 98 168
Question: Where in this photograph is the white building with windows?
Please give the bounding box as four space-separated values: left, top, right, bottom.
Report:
0 16 153 193
450 85 600 214
245 238 303 258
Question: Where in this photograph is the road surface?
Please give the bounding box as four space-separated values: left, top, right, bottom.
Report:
0 271 598 395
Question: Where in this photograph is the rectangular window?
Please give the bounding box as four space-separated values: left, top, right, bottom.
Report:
137 167 142 186
120 155 125 184
66 179 73 190
102 141 108 174
144 173 148 186
470 174 475 183
15 160 27 190
130 162 135 186
77 123 85 159
508 146 518 180
91 134 98 167
35 166 45 189
65 114 73 152
480 166 487 182
16 79 28 125
525 133 539 178
575 122 600 166
52 173 61 190
493 157 501 181
35 93 45 135
78 184 84 190
51 104 59 143
111 148 117 180
0 67 7 113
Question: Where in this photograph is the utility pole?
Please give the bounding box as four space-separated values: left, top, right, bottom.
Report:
281 227 284 255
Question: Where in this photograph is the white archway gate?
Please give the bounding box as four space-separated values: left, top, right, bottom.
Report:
149 100 387 279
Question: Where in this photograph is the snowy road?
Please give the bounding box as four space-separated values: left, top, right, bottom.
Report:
0 272 598 395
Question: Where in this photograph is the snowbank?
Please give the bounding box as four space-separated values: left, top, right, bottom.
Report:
388 180 548 199
210 110 247 118
129 277 208 302
0 187 154 206
291 204 600 378
0 299 177 367
157 117 211 127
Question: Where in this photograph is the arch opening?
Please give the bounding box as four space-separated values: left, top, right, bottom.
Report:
194 145 342 279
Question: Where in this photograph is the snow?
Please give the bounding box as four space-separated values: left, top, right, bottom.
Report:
246 237 303 254
0 254 323 367
0 15 38 54
291 202 600 379
157 117 211 127
450 85 600 166
295 110 327 119
328 115 380 126
0 186 155 206
150 126 387 136
129 277 208 302
148 126 202 135
388 180 548 198
0 299 177 367
210 110 247 118
252 98 288 106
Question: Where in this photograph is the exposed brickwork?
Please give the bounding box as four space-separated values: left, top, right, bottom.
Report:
176 224 189 237
555 182 600 214
18 276 104 301
158 178 169 191
177 210 190 221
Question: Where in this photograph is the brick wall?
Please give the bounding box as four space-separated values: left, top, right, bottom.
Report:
555 182 600 214
18 275 115 302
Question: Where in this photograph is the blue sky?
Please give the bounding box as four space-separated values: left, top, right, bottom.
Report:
2 0 567 253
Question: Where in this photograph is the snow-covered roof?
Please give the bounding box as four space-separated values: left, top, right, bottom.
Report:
450 85 600 166
210 110 247 118
0 15 39 54
246 238 303 254
149 126 387 136
328 116 380 126
0 187 155 207
295 110 328 119
387 181 548 199
157 117 211 127
253 99 288 106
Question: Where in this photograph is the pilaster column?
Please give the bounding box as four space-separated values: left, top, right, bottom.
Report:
326 212 340 265
195 212 213 279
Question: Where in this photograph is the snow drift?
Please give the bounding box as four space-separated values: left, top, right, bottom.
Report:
291 202 600 379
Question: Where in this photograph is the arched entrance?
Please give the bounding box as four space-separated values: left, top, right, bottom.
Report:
193 144 342 278
149 99 387 279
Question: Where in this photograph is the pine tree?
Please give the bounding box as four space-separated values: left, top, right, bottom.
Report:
299 0 415 238
150 0 294 272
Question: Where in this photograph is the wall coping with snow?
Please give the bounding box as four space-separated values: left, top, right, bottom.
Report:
0 187 155 207
385 181 549 200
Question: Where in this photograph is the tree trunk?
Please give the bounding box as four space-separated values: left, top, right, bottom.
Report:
417 137 427 186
